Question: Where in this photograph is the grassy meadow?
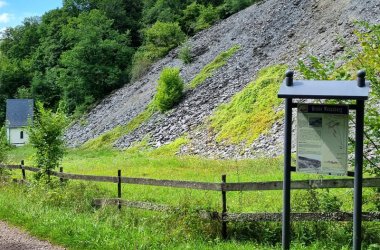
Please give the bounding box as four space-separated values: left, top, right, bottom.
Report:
0 145 379 249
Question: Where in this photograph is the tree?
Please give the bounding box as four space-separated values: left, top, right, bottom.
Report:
154 67 184 112
28 103 67 176
141 0 185 25
59 9 134 113
0 126 9 164
0 17 40 60
181 2 203 35
0 54 31 123
131 21 186 80
144 21 186 50
194 4 220 32
31 69 62 110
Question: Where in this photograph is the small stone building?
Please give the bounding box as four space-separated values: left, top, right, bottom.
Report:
5 99 34 146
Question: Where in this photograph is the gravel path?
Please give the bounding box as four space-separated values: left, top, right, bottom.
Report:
0 221 65 250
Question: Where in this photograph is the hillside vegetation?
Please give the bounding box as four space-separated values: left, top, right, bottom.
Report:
210 65 286 144
1 1 380 249
64 0 380 160
0 0 258 124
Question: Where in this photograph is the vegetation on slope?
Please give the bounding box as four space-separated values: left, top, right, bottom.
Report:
82 104 156 150
83 66 186 149
210 64 287 144
189 45 240 89
0 0 259 123
154 67 184 112
83 44 240 149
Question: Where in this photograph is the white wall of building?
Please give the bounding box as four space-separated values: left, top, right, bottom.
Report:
7 127 29 146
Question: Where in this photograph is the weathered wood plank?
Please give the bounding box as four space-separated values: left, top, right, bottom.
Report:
2 164 380 191
0 164 40 172
92 198 172 211
121 177 221 191
0 164 20 170
224 212 380 222
51 172 118 183
92 198 380 223
23 166 41 172
225 178 380 191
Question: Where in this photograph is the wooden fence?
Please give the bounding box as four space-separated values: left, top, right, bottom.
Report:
1 162 380 239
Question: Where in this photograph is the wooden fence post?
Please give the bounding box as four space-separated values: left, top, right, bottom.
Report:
21 160 26 181
59 167 64 184
118 169 122 210
221 174 227 239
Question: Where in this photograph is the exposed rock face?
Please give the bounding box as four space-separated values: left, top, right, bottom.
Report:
65 0 380 158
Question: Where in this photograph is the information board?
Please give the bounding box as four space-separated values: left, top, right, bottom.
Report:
296 104 349 176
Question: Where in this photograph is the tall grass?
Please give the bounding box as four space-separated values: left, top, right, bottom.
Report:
1 146 379 249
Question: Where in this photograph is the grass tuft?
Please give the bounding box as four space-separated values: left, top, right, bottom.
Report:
188 45 240 89
81 103 156 150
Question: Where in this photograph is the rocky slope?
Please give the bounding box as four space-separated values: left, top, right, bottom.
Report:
65 0 380 158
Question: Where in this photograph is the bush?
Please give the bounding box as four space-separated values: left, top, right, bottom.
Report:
130 51 154 81
195 5 220 32
0 126 9 164
154 67 184 112
181 2 203 35
28 102 67 177
179 43 192 64
144 21 186 51
131 21 186 81
221 0 256 17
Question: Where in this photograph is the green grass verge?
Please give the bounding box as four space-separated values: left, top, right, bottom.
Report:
2 146 380 249
81 103 156 150
123 135 189 157
188 45 240 89
210 64 287 144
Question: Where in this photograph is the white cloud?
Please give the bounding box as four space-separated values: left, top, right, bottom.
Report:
0 13 10 23
0 1 7 8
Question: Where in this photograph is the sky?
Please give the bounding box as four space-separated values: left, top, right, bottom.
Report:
0 0 62 32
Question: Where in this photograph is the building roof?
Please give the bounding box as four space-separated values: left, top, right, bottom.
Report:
6 99 34 128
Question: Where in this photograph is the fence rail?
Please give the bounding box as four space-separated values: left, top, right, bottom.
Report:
92 198 380 222
2 164 380 191
1 163 380 239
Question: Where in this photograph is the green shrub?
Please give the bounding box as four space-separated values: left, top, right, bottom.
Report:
144 21 186 49
0 126 10 164
221 0 256 17
195 5 220 32
179 43 192 64
154 67 184 112
28 102 67 177
130 51 154 81
131 21 186 81
181 2 203 35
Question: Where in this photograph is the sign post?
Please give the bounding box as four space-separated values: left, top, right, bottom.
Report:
277 70 370 250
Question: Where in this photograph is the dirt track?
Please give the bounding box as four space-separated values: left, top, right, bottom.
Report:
0 221 64 250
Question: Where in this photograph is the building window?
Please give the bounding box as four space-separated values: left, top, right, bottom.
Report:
20 131 24 139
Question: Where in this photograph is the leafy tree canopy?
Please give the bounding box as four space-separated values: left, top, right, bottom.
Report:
0 0 258 123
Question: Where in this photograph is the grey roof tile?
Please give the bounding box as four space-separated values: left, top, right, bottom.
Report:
6 99 34 128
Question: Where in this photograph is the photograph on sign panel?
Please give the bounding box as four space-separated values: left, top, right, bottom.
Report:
309 117 322 127
298 156 321 170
